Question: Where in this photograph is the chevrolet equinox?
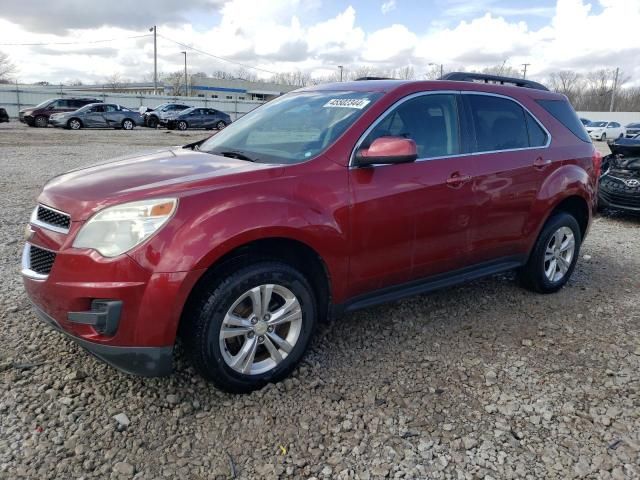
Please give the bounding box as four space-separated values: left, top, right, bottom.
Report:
22 73 600 393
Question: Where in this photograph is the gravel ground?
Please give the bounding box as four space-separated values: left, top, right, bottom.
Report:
0 123 638 480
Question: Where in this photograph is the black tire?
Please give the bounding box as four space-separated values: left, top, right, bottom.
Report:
122 119 135 130
67 118 82 130
601 133 606 141
34 115 48 128
177 121 188 131
147 116 159 128
216 120 226 130
517 212 582 293
182 261 317 393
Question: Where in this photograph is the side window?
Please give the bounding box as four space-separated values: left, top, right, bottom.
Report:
52 100 68 108
362 94 460 158
104 105 117 113
468 95 529 152
94 105 106 113
525 112 548 147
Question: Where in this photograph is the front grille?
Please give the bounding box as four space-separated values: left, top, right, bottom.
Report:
29 245 56 275
36 205 71 231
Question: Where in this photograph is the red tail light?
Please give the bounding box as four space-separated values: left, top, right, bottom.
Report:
593 149 602 177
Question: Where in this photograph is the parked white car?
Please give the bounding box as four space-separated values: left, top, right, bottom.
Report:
585 121 626 141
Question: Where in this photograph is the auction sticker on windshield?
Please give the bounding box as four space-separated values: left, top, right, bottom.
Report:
323 98 371 109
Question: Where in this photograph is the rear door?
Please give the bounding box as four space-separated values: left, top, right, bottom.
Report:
102 104 121 127
462 92 552 263
189 108 204 128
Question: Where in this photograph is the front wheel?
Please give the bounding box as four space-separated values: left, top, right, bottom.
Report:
601 133 606 141
182 261 316 393
67 118 82 130
34 115 48 128
216 120 227 130
518 212 582 293
146 116 158 128
177 120 188 131
122 119 135 130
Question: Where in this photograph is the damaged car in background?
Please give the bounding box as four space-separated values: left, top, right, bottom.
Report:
599 134 640 213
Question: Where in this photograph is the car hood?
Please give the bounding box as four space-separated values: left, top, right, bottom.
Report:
38 148 281 220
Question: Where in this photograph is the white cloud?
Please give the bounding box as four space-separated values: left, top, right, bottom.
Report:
0 0 639 86
381 0 396 15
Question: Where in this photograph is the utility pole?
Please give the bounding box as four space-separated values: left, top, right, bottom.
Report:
149 26 157 95
181 51 188 96
338 65 343 82
522 63 530 79
609 67 619 112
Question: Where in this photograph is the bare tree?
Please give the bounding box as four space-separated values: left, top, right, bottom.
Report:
549 70 583 107
0 51 16 83
105 73 124 91
162 71 185 96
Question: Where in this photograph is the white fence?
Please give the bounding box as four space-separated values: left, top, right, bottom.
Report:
577 111 640 125
0 84 265 120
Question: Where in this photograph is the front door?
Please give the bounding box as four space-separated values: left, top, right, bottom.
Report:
348 92 477 297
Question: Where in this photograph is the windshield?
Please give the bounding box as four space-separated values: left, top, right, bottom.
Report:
33 99 55 109
588 121 607 127
200 90 381 164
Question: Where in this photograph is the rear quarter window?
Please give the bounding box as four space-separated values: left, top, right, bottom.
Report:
536 99 590 143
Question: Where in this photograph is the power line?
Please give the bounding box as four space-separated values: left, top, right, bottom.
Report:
157 34 278 75
0 33 152 47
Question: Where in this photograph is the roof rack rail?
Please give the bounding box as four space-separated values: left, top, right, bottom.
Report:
355 76 394 81
440 72 549 91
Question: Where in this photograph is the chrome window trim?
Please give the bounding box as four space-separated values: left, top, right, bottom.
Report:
348 90 552 168
21 243 51 281
30 204 71 235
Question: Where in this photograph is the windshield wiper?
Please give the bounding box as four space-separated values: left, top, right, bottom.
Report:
210 150 258 162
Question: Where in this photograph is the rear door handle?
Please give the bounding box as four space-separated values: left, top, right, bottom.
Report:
446 173 472 188
534 156 552 169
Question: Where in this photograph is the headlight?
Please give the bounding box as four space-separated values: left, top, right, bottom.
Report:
73 198 177 257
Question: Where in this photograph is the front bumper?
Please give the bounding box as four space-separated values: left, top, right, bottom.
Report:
49 117 67 128
31 302 173 376
588 131 604 140
21 222 204 377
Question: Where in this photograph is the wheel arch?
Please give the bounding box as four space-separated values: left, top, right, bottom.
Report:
177 236 333 338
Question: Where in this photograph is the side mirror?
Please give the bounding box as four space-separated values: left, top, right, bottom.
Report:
355 136 418 167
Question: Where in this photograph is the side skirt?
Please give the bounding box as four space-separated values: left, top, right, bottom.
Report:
333 256 526 316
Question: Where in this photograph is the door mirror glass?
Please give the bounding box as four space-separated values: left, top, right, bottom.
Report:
355 136 418 166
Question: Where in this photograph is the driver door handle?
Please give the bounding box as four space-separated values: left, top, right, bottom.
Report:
534 156 552 169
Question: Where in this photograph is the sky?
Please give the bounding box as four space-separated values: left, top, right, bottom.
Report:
0 0 638 86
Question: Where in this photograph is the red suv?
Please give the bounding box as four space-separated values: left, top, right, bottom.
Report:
22 74 600 392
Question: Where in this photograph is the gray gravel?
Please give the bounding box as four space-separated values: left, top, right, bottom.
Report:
1 123 639 479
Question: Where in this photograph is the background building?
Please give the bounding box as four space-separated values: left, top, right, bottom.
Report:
188 77 298 102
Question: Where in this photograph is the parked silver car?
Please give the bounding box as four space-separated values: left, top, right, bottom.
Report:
49 103 144 130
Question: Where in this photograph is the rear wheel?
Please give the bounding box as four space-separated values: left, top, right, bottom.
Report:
34 115 48 128
177 121 188 131
518 212 582 293
67 118 82 130
122 119 135 130
182 261 316 393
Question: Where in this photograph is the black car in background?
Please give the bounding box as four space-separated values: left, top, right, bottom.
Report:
165 107 231 131
19 98 100 127
599 134 640 213
625 122 640 138
0 107 9 123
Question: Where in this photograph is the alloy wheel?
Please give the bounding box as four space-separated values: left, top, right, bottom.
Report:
69 119 81 130
219 284 302 375
216 121 226 130
544 226 575 282
35 116 48 128
123 120 134 130
178 121 187 131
